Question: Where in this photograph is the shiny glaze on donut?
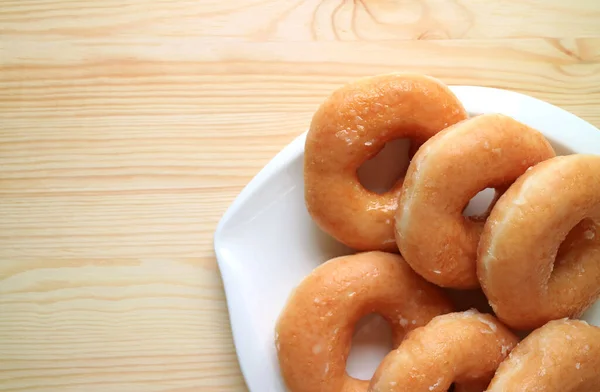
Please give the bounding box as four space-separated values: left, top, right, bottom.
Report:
478 154 600 330
275 252 453 392
396 114 555 289
305 73 467 251
369 310 518 392
487 319 600 391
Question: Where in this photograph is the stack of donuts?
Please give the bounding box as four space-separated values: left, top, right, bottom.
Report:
275 74 600 392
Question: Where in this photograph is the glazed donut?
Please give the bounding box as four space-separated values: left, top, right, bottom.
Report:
396 114 555 289
369 310 518 392
478 154 600 330
305 73 467 251
275 251 453 392
487 319 600 391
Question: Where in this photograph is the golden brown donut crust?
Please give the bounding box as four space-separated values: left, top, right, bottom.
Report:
396 114 555 289
487 319 600 391
305 73 467 251
275 252 453 392
368 310 518 392
478 154 600 330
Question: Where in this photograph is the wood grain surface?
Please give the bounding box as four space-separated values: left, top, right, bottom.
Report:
1 1 600 391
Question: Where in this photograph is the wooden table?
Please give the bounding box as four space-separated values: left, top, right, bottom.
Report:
1 1 599 391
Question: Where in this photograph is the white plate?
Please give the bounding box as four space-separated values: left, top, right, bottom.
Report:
214 86 600 392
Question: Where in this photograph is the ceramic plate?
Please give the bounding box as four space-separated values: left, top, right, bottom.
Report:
214 86 600 392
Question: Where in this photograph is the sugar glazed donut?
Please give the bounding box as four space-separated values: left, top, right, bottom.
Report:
487 319 600 391
275 252 453 392
478 154 600 330
305 74 467 251
396 114 555 289
368 310 518 392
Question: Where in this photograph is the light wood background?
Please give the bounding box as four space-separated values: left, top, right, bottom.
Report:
1 1 600 391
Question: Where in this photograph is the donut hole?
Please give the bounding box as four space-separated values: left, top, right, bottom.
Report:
357 138 411 194
346 313 393 380
462 188 497 220
556 218 600 264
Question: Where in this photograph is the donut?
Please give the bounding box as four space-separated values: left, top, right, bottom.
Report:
305 73 467 251
396 114 555 289
275 251 453 392
487 319 600 391
478 154 600 330
368 310 518 392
